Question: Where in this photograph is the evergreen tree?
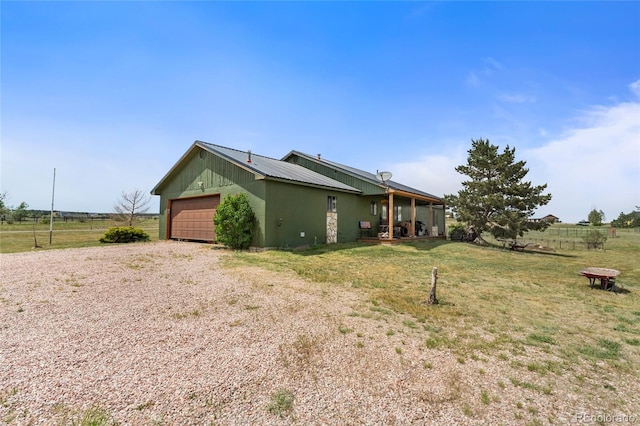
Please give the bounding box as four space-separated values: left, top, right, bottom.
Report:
445 138 552 241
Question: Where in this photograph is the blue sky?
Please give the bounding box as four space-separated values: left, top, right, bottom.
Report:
2 1 639 223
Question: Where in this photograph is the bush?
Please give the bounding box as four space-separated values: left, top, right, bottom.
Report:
213 193 255 250
448 224 466 240
582 230 607 250
99 226 150 243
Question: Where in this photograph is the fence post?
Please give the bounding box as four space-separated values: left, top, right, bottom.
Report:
428 267 438 305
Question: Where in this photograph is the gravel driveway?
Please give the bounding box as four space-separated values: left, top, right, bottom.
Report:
1 241 637 425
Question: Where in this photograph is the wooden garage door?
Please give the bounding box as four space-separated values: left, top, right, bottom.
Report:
170 195 220 242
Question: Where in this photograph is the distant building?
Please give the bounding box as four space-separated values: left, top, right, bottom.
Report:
529 214 560 224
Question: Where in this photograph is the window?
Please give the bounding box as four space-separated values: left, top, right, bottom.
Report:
327 196 337 212
381 204 388 220
394 205 402 221
370 201 378 216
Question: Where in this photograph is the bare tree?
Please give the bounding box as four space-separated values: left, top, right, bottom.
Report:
113 189 152 226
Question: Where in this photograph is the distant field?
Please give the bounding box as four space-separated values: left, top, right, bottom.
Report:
0 218 159 253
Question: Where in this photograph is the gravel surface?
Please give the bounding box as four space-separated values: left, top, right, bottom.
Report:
1 241 638 425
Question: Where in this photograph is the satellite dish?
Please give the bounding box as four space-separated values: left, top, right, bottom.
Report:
376 170 393 183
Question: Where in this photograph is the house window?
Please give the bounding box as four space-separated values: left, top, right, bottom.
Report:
381 204 388 221
394 205 402 221
370 201 378 216
327 196 337 212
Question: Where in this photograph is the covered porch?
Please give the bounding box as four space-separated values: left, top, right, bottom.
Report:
358 188 446 243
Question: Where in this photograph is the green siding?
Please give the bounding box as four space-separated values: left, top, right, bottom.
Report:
158 149 257 194
355 196 384 234
285 154 446 236
155 149 268 245
154 149 364 247
263 181 360 247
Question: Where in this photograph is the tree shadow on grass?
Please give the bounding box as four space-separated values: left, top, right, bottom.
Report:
485 241 577 258
254 237 581 259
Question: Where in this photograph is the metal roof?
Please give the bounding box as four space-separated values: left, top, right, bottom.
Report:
284 150 444 202
165 141 361 193
152 142 443 202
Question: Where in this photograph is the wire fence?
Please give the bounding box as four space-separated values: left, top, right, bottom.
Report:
524 227 639 250
449 226 639 251
543 226 640 238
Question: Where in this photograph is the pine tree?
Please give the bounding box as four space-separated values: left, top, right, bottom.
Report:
445 138 552 241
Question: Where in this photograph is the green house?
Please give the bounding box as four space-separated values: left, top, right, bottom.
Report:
151 141 445 248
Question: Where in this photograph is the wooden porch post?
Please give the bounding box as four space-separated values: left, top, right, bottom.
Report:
410 198 416 238
388 192 394 240
429 202 433 237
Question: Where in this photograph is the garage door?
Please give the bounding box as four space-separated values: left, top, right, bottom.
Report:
169 195 220 242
